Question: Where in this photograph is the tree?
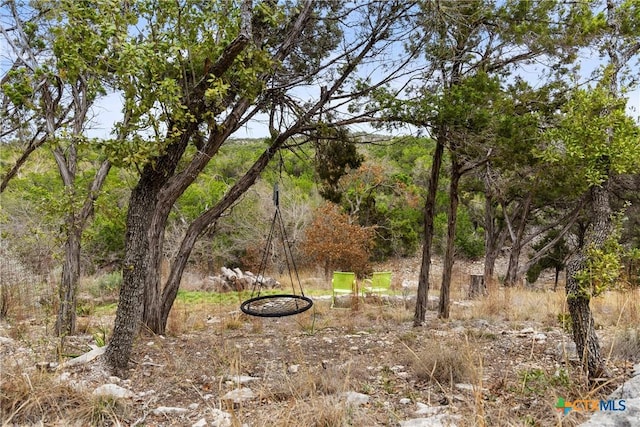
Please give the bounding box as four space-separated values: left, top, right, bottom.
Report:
314 127 363 203
544 84 639 378
370 0 595 323
103 0 420 375
526 231 570 290
301 202 375 277
1 0 131 336
541 0 639 379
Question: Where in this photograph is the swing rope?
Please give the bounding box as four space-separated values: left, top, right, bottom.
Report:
240 183 313 317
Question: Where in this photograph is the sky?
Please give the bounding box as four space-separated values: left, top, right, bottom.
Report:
84 71 640 141
2 2 639 142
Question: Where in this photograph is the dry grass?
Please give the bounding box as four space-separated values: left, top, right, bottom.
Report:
0 264 638 426
402 335 478 386
0 364 130 426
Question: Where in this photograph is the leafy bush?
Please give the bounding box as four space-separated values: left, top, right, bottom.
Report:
301 202 375 277
96 271 122 295
434 209 484 259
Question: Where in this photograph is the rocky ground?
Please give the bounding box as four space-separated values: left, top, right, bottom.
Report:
1 258 638 426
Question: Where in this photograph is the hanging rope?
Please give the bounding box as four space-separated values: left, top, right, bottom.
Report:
240 183 313 317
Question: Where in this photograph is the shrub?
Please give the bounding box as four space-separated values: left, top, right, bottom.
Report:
97 271 122 294
300 202 375 277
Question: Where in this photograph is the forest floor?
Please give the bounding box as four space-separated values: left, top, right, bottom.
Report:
1 257 639 426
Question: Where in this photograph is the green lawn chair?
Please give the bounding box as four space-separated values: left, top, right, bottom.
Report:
362 271 392 298
331 271 356 308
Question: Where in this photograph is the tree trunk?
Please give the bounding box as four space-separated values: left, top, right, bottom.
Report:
468 275 486 299
414 137 444 326
566 184 610 380
504 194 532 287
483 197 499 292
482 167 508 294
105 131 187 374
439 153 461 319
105 182 159 376
156 144 282 333
55 226 81 336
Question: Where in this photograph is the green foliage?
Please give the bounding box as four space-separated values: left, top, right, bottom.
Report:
434 209 484 260
453 209 485 260
314 127 363 203
574 241 623 299
518 367 571 396
526 231 569 283
541 85 640 187
92 325 109 348
623 247 640 287
574 212 625 299
557 312 573 333
96 271 123 295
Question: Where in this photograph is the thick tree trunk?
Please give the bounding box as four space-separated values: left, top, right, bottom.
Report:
566 184 610 380
504 250 521 287
105 183 159 376
55 227 81 336
106 131 187 375
439 153 461 319
414 138 444 326
141 216 169 334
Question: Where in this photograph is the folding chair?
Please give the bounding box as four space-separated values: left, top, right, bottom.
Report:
331 271 356 308
362 271 392 298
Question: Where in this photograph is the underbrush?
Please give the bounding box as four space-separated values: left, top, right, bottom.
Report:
0 271 637 426
0 364 130 425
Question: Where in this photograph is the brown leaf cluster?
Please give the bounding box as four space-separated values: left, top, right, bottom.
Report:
301 202 375 276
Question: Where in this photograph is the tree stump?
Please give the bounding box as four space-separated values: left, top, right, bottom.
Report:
468 275 486 299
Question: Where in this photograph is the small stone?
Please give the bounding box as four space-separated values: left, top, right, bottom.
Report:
56 372 71 382
533 333 547 342
342 391 370 406
192 418 207 427
415 403 446 416
188 403 199 410
152 406 188 416
455 383 475 392
399 398 412 405
0 336 15 345
93 384 134 399
288 364 299 374
222 387 255 403
474 319 490 328
210 408 233 427
225 375 260 385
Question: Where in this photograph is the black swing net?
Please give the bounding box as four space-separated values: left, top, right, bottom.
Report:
240 183 313 317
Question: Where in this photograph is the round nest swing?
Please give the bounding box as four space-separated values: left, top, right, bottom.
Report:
239 184 313 318
240 294 313 317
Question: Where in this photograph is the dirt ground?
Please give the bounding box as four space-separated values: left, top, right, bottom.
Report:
1 259 637 426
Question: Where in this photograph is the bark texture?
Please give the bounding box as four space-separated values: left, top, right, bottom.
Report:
565 185 610 380
438 153 461 319
414 138 444 326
